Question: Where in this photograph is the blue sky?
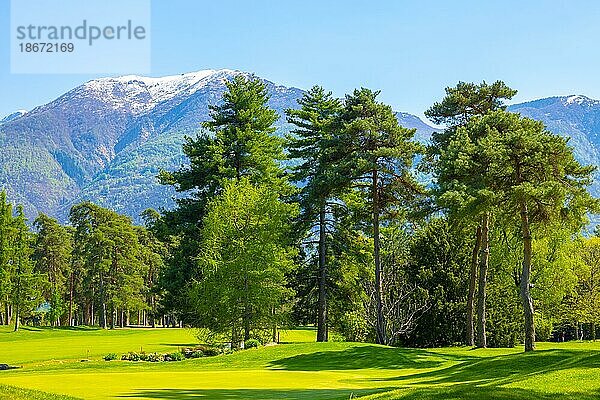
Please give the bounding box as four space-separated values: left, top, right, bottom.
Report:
1 0 600 120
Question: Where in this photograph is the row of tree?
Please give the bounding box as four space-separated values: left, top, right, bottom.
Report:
1 76 598 353
0 198 168 330
152 76 597 351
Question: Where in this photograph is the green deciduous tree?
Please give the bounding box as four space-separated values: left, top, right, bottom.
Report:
565 237 600 340
0 191 14 325
33 213 73 326
70 202 144 329
190 179 297 346
12 206 43 331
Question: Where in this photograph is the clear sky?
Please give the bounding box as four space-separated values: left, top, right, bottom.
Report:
1 0 600 120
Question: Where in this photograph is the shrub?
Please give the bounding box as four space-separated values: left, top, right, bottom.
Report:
244 339 260 349
121 352 141 361
164 351 185 362
202 347 220 357
183 349 203 359
190 345 221 357
190 350 204 358
146 352 163 362
103 353 118 361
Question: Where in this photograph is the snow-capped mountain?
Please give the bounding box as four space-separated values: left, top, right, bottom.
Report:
0 69 438 222
0 110 27 124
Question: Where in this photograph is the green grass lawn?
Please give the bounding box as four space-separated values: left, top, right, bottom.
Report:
0 326 599 399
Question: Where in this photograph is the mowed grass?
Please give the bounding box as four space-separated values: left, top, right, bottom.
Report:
0 326 600 399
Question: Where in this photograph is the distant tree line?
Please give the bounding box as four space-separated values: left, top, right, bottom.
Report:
1 76 599 353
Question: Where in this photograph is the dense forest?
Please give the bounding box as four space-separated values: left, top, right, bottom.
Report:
0 76 598 352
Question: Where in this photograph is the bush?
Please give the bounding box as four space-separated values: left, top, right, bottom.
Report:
202 347 220 357
190 350 204 358
244 339 260 349
121 352 141 361
189 345 221 357
337 310 370 342
146 352 163 362
183 349 203 359
103 353 118 361
164 351 185 362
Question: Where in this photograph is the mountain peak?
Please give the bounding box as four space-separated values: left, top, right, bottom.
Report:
76 69 242 115
561 94 598 106
0 109 27 124
96 68 239 86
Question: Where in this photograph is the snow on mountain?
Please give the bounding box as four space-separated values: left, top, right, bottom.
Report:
0 110 27 124
562 95 600 106
80 69 239 115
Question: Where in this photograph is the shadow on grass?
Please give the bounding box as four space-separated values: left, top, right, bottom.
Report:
269 346 474 371
121 388 386 399
270 345 600 398
378 385 600 400
380 349 600 385
369 349 600 399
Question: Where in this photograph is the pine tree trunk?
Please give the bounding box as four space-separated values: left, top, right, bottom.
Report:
476 213 489 348
467 225 482 346
4 301 10 326
373 169 385 345
101 301 107 329
13 308 19 332
317 204 328 342
68 272 74 326
591 322 596 341
231 324 239 350
244 321 250 341
243 273 250 341
151 297 156 328
14 240 22 332
99 273 107 329
111 307 116 330
520 200 536 352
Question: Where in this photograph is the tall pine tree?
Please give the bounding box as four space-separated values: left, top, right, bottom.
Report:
426 81 516 347
286 86 342 342
333 88 423 345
